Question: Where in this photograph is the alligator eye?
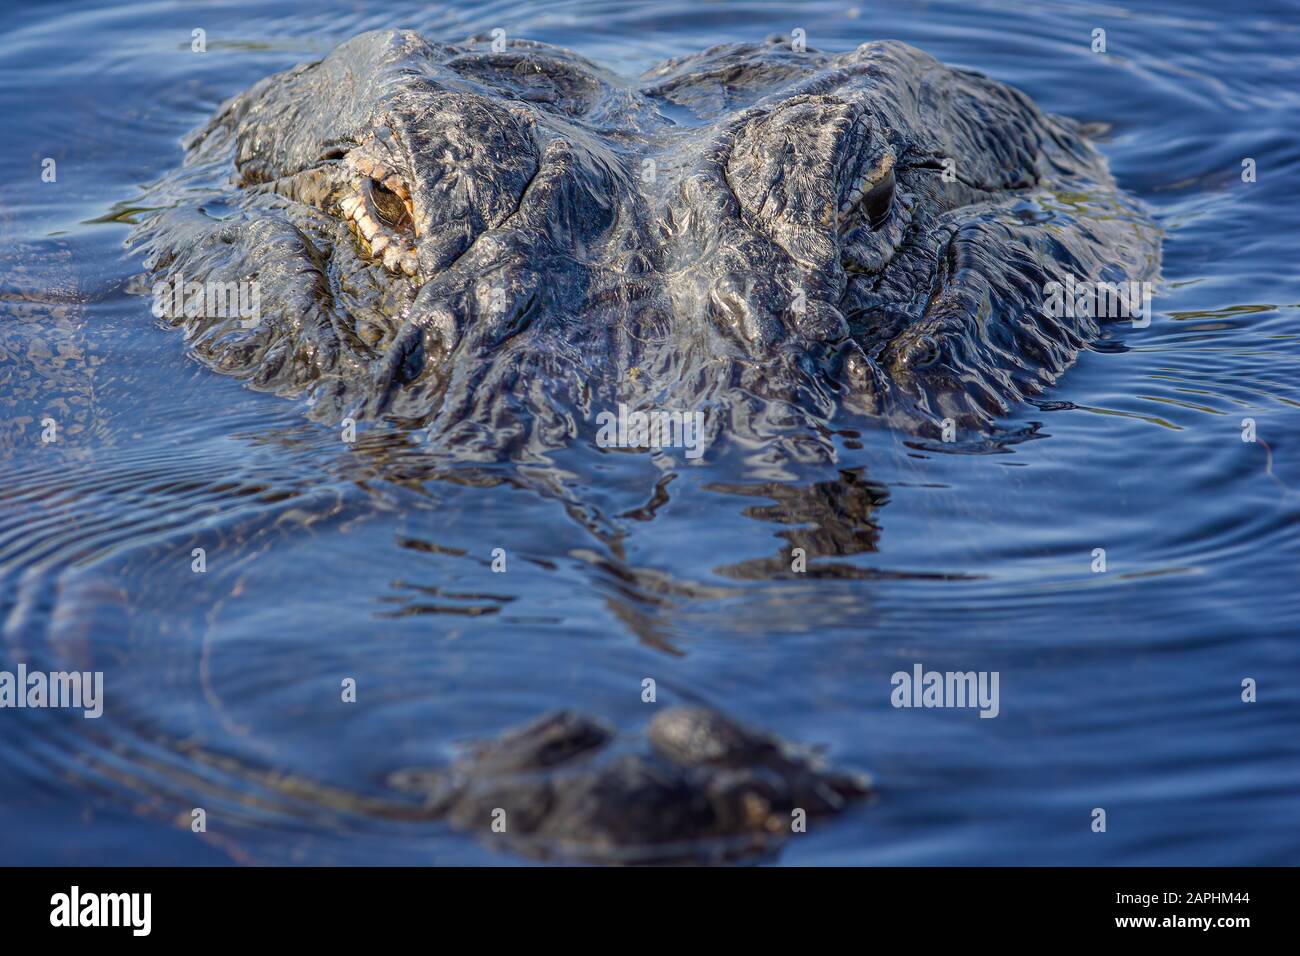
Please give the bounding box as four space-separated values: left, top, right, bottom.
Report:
368 178 411 231
863 168 895 230
339 174 420 277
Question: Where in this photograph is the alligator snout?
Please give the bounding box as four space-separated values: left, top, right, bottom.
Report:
396 706 871 863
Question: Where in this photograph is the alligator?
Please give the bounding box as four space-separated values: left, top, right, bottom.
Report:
108 30 1160 861
130 29 1160 459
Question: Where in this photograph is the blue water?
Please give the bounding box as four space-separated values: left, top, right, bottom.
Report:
1 0 1297 865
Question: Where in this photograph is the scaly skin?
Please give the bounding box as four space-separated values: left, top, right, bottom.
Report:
130 29 1159 455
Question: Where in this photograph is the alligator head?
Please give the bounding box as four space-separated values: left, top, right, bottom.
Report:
132 29 1159 456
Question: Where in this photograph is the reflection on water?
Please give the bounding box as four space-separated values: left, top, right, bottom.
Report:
1 0 1298 864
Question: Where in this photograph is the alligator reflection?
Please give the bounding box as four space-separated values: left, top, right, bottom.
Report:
709 468 974 582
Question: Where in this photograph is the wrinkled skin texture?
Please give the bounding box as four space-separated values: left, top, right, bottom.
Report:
131 30 1159 459
383 707 871 863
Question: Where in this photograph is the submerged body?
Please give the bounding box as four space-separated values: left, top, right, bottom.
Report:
132 29 1159 458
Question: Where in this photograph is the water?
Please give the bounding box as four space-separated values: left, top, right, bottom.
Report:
1 0 1297 865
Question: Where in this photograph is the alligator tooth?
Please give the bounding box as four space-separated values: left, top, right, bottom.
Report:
357 214 379 240
383 246 403 271
369 234 390 254
400 252 419 277
340 195 361 218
